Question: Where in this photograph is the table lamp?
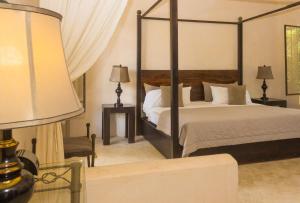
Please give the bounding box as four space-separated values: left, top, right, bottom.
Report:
0 2 83 203
256 65 274 101
110 65 130 107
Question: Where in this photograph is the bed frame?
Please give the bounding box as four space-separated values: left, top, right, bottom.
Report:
136 0 300 163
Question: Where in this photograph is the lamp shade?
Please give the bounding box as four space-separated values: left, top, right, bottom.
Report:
109 65 130 83
256 65 274 80
0 3 83 130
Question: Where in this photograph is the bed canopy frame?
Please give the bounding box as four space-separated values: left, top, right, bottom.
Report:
136 0 300 160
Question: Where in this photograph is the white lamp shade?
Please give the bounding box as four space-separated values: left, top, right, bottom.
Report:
0 4 83 130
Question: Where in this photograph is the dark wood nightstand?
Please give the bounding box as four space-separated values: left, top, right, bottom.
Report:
251 98 287 108
102 104 135 145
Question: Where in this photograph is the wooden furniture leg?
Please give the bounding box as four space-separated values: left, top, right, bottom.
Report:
102 112 104 140
103 110 110 145
32 138 37 154
125 113 129 138
128 110 135 143
91 134 96 167
87 155 90 167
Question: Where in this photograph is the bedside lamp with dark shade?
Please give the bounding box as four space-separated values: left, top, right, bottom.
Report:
256 65 274 101
110 65 130 107
0 2 83 203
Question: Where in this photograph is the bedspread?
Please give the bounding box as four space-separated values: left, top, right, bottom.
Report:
155 105 300 156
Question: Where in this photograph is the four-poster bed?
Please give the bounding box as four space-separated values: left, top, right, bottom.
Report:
136 0 300 162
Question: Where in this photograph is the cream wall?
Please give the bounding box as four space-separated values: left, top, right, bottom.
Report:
69 0 300 137
244 8 300 105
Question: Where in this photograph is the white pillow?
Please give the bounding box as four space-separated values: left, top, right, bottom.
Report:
183 87 192 105
211 86 229 104
211 86 253 105
143 89 161 114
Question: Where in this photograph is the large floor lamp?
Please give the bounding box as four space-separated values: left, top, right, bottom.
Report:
0 2 83 203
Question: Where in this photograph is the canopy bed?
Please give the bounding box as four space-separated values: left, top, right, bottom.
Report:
136 0 300 163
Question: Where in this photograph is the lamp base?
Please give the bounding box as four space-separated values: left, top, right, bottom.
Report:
0 170 34 203
261 79 269 102
0 130 34 203
115 82 123 108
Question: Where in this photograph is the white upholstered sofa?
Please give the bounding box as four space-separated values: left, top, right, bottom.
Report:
85 154 238 203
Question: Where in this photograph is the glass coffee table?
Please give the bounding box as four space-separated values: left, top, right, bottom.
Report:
29 159 86 203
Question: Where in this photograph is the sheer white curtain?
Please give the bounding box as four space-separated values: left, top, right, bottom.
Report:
36 0 128 164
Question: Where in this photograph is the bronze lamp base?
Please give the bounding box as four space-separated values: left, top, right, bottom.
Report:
0 130 34 203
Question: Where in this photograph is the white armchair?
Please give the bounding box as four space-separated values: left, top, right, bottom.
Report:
86 154 238 203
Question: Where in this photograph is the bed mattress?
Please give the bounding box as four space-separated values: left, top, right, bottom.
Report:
144 102 300 157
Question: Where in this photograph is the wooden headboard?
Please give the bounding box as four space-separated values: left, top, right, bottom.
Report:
141 70 240 101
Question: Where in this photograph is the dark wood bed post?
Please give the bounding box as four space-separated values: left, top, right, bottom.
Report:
237 17 243 85
170 0 180 158
136 10 142 135
243 1 300 22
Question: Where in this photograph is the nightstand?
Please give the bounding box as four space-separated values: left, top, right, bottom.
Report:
102 104 135 145
251 98 287 108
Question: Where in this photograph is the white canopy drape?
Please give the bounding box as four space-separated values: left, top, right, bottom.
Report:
36 0 128 164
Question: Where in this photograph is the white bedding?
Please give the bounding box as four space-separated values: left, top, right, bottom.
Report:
145 101 259 125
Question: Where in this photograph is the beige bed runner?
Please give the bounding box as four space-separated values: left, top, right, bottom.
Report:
155 105 300 157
